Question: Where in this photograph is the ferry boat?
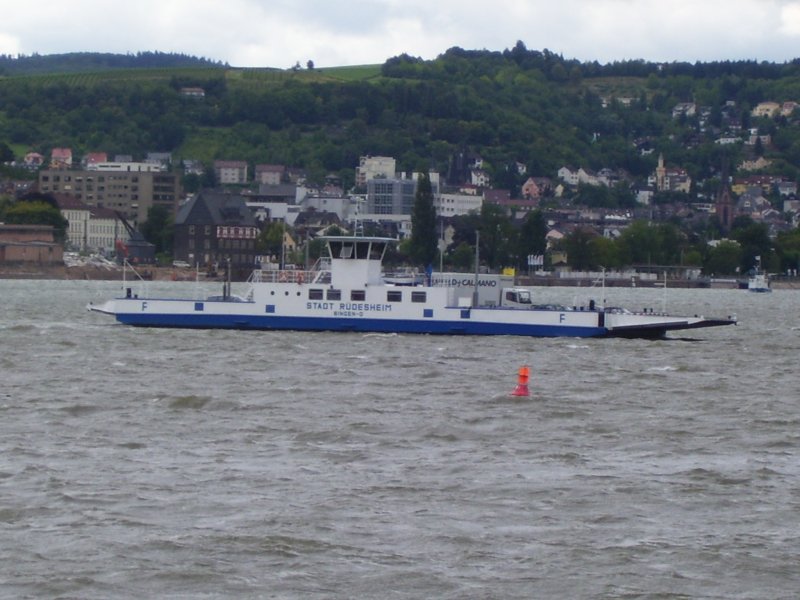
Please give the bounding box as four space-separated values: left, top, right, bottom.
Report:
88 236 737 339
747 259 771 293
747 272 771 293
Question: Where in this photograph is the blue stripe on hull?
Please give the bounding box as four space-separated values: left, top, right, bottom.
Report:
116 312 607 338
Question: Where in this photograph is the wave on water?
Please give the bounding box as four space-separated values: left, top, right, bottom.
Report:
2 324 36 333
166 395 213 409
59 404 103 417
2 280 799 598
116 441 147 450
487 392 539 404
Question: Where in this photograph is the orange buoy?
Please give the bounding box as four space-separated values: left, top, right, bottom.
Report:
510 365 530 397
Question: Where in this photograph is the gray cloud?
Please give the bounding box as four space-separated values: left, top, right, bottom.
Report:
1 0 799 67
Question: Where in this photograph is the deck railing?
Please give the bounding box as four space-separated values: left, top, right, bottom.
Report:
250 268 330 285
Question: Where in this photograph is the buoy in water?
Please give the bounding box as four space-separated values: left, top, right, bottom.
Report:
510 365 530 397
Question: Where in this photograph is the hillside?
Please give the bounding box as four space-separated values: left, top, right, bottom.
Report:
0 51 226 75
2 47 800 192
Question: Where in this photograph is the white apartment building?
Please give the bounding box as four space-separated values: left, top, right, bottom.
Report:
355 156 397 187
255 164 285 185
435 192 482 216
58 196 129 253
214 160 249 184
88 161 165 172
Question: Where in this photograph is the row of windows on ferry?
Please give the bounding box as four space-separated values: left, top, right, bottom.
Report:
305 288 427 303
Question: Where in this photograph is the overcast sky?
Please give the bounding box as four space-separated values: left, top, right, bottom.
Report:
2 0 800 69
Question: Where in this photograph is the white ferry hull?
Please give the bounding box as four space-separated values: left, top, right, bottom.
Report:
89 237 736 340
89 294 732 339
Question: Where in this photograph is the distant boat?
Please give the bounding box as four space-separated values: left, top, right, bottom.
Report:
748 271 771 293
748 258 771 293
88 236 737 339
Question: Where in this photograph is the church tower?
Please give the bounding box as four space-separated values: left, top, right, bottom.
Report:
715 157 735 233
655 153 666 191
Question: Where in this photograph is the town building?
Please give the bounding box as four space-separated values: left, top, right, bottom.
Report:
521 177 553 199
38 168 181 226
470 168 491 188
751 102 781 118
367 177 416 215
715 173 736 233
145 152 172 169
355 156 396 188
298 194 352 221
173 191 259 274
254 164 286 185
55 194 129 254
0 224 63 264
50 148 73 170
214 160 248 184
88 161 165 172
23 152 45 170
652 154 692 193
82 152 108 168
434 192 482 217
182 159 205 176
292 209 343 240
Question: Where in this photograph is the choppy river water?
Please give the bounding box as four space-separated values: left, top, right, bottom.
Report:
1 279 798 599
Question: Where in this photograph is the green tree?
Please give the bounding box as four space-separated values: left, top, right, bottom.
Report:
4 200 69 243
588 236 621 269
256 222 287 260
182 173 202 194
409 172 438 267
140 205 174 254
704 240 742 276
516 209 547 270
478 203 514 269
731 218 772 273
563 227 596 270
775 228 800 273
0 141 14 162
450 241 475 270
617 220 662 265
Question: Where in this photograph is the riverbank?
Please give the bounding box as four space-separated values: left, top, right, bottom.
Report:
518 274 800 289
0 263 196 281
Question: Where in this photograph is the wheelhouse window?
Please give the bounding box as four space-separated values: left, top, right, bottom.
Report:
411 291 427 303
326 289 342 301
387 290 402 302
332 242 353 258
308 288 324 300
351 290 366 301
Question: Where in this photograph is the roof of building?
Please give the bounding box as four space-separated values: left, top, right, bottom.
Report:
255 164 285 173
175 192 257 227
53 193 121 220
214 160 248 169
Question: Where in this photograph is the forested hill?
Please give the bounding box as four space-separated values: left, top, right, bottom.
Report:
0 51 226 75
3 45 800 193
